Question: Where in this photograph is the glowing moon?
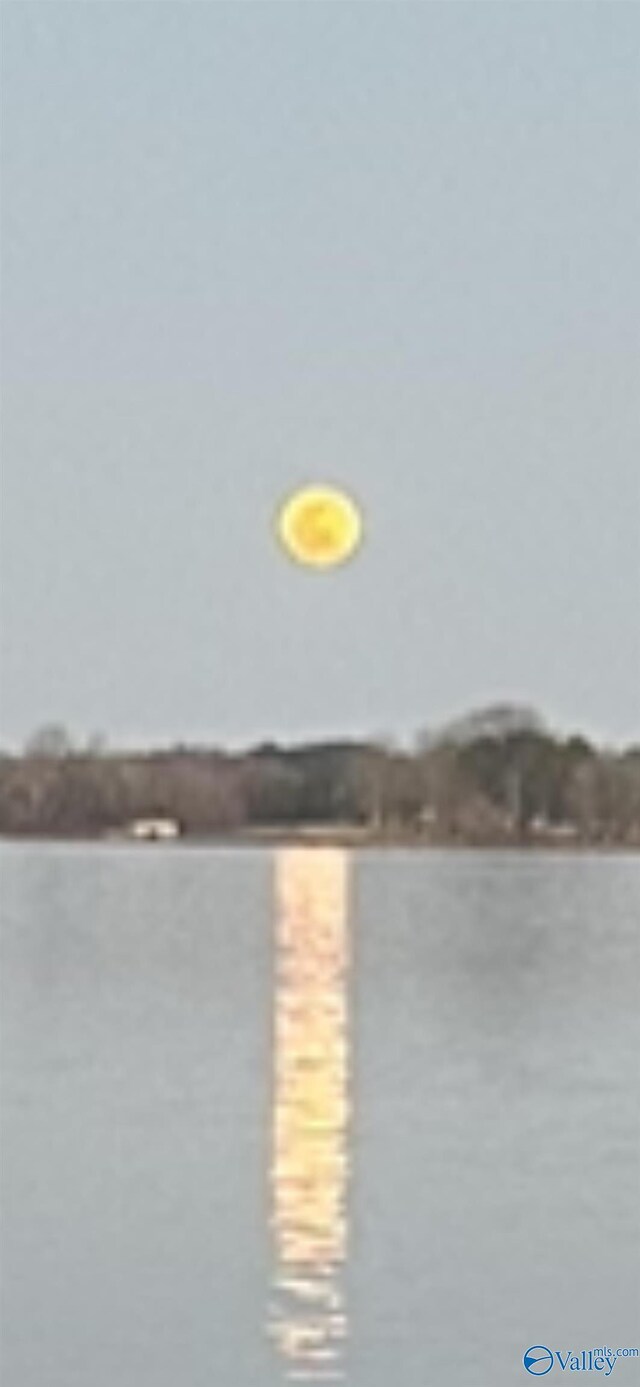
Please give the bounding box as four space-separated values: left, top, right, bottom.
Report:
276 485 363 569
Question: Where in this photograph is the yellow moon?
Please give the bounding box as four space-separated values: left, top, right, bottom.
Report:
276 485 363 569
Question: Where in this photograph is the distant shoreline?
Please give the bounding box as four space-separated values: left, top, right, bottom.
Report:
3 711 639 848
1 827 638 854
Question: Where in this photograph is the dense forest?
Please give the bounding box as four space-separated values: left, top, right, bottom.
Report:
1 707 639 846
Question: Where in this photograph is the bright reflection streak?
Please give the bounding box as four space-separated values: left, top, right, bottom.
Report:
269 848 351 1381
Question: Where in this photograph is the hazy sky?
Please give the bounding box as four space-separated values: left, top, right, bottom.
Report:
2 2 638 750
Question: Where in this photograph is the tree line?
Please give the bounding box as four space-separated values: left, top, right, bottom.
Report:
1 712 639 846
0 715 635 843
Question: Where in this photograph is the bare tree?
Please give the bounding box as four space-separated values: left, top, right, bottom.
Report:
24 723 73 758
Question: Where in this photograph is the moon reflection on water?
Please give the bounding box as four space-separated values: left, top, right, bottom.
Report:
268 848 351 1382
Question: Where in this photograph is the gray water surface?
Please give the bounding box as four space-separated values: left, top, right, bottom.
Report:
1 844 638 1387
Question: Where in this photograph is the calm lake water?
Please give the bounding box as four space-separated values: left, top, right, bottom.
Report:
1 843 639 1387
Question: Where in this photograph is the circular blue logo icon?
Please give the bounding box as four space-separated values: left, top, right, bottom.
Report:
524 1346 554 1376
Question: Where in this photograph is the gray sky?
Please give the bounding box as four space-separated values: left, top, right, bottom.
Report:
2 2 638 750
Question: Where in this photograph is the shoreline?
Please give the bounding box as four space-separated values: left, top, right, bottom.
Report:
1 828 638 854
